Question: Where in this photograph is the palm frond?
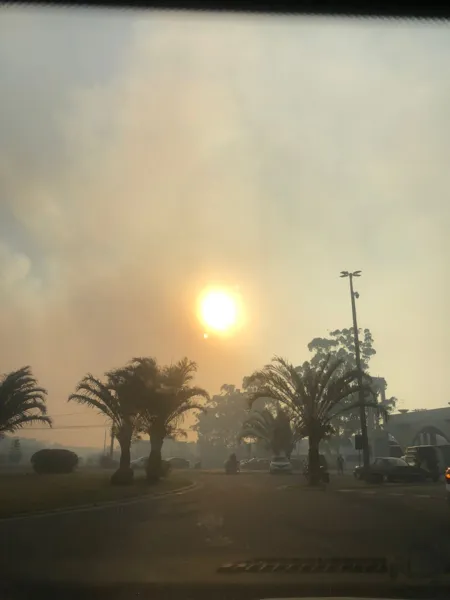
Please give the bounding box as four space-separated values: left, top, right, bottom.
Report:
165 425 188 440
163 357 198 387
0 366 51 435
315 355 346 404
68 374 119 422
120 356 208 445
1 414 52 434
330 399 388 421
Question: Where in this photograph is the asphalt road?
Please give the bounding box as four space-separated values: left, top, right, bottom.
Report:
2 471 450 586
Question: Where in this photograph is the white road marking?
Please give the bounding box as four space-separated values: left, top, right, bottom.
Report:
336 489 438 500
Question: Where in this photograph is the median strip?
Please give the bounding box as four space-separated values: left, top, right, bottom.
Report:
0 471 197 521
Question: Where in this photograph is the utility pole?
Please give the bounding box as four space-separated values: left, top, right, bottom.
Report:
109 426 114 459
340 270 370 470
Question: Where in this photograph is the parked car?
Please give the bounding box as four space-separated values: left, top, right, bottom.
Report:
269 456 293 475
240 457 270 471
241 458 255 470
354 456 428 483
255 458 270 471
299 454 328 472
130 456 148 470
445 467 450 505
161 459 172 477
303 462 330 484
404 445 450 482
319 454 328 470
167 457 190 469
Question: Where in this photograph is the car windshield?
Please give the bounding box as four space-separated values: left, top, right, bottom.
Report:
2 5 450 593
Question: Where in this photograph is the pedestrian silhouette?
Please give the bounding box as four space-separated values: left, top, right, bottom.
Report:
337 453 344 475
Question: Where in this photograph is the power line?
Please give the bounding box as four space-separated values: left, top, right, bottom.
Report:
28 424 109 430
48 412 91 417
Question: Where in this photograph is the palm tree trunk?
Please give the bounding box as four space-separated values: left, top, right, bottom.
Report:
110 434 133 485
308 433 321 486
146 430 164 483
119 440 131 470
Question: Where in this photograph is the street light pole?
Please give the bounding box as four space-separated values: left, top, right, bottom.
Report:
340 270 370 470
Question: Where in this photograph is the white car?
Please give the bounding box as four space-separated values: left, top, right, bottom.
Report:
130 456 148 470
269 456 293 474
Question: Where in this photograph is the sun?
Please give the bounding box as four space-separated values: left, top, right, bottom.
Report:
199 289 238 333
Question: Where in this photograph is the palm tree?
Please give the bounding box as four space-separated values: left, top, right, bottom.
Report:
0 366 51 436
127 357 209 482
239 408 297 458
239 409 274 453
246 354 382 485
68 369 141 484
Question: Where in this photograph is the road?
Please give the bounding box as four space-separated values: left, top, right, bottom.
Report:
2 471 450 586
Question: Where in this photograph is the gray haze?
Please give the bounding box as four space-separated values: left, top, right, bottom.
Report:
1 7 449 446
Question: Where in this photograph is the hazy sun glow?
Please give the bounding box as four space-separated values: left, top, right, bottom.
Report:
199 289 238 332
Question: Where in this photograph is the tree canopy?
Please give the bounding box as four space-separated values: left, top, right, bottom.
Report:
304 328 396 440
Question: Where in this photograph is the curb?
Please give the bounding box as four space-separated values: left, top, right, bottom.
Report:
0 480 200 524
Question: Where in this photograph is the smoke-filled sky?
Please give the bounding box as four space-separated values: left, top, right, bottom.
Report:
1 7 449 448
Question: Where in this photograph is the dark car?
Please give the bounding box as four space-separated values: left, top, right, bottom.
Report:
240 457 270 471
290 457 304 472
240 457 257 470
404 445 444 482
354 456 428 483
298 454 328 472
167 457 190 469
255 458 270 471
319 454 328 470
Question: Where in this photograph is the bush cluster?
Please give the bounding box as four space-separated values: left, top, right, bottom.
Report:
31 449 79 474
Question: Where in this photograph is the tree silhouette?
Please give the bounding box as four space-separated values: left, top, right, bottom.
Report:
246 354 382 485
0 366 51 437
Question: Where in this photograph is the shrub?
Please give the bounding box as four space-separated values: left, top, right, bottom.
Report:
31 449 79 474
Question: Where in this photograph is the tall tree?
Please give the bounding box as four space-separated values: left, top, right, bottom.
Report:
193 382 271 466
0 366 51 437
68 370 141 485
246 354 382 485
125 357 209 482
308 328 376 371
306 328 396 444
369 376 397 428
194 386 248 455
